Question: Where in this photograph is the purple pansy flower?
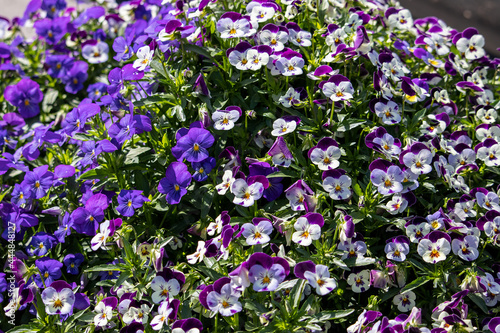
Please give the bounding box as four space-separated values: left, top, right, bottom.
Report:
267 136 293 167
27 232 57 256
34 258 63 288
63 253 85 275
205 277 242 316
34 16 70 44
117 190 149 217
158 162 192 205
72 193 110 236
21 165 54 199
192 157 216 182
4 78 43 118
172 127 214 163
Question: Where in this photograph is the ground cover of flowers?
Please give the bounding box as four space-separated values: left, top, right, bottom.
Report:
1 0 500 331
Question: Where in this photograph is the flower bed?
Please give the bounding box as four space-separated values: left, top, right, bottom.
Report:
1 0 500 332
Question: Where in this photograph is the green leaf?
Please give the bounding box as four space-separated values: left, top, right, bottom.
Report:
400 276 431 293
380 287 401 303
150 59 169 79
343 256 376 267
314 309 355 321
42 89 59 113
72 132 95 141
292 279 308 309
197 266 225 281
84 264 122 273
134 94 172 107
124 147 152 165
77 313 96 323
78 167 110 180
184 44 219 65
467 293 489 314
201 187 215 217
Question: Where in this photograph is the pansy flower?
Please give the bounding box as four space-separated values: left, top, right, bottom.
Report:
451 235 479 261
4 78 43 119
393 291 416 312
259 23 288 52
91 220 116 251
247 1 277 23
63 253 85 275
158 162 192 205
171 318 203 333
216 12 253 38
247 252 289 292
172 127 214 163
117 190 149 217
41 281 75 316
347 270 371 293
241 218 273 245
295 261 337 296
401 143 433 175
34 258 63 288
133 45 154 71
417 231 451 264
386 8 413 30
370 160 404 195
286 22 312 47
384 236 410 262
230 177 265 207
274 50 304 76
279 87 301 108
94 297 118 327
151 275 181 304
72 193 109 236
202 277 242 316
212 106 241 130
192 157 216 182
216 169 235 195
187 240 207 264
151 301 174 330
309 137 341 170
455 27 485 60
27 232 57 256
267 137 294 167
476 139 500 166
321 75 354 102
285 179 315 212
82 41 109 64
271 116 299 136
292 213 324 246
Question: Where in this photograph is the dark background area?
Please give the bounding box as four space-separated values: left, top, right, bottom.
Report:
399 0 500 57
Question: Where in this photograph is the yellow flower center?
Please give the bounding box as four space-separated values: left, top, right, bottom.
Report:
262 276 271 284
193 143 200 151
229 28 237 35
24 99 30 106
53 299 63 308
429 249 440 258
